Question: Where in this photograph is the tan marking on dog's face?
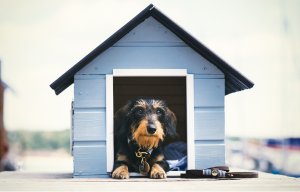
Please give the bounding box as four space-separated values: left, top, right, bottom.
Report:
132 119 165 149
134 100 147 109
154 120 164 139
152 100 164 110
128 100 146 116
112 165 130 179
150 163 166 179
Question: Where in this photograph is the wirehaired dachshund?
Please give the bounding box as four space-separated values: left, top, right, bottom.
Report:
112 97 178 179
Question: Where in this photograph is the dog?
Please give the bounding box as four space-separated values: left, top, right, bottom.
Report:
112 97 178 179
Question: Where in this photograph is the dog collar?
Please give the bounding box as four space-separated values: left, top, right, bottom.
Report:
135 148 153 156
128 137 153 154
148 148 153 154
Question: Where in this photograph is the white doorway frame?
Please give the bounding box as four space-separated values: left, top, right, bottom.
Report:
106 69 194 176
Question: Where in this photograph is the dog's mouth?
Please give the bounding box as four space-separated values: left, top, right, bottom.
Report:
140 134 156 137
134 134 160 149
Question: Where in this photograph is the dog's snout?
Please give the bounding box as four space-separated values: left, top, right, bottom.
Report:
147 124 157 134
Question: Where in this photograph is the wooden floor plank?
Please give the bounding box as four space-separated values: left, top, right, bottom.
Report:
0 168 299 191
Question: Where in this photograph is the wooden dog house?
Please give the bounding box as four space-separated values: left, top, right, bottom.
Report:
50 4 253 178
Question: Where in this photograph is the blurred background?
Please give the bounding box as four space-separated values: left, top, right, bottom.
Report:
0 0 299 176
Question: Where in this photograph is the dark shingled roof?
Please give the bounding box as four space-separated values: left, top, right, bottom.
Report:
50 4 254 95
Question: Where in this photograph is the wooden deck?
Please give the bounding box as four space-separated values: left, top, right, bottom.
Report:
0 168 299 191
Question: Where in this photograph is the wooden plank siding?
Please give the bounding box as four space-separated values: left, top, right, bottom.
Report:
73 141 108 178
117 16 184 43
194 79 225 107
76 47 223 75
194 76 225 169
76 18 221 76
73 109 106 141
194 141 225 169
72 16 226 177
74 76 106 108
73 75 108 177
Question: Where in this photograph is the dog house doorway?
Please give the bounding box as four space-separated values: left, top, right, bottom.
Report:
114 76 186 147
106 69 195 176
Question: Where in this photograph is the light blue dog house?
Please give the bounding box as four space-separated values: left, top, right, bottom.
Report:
50 4 253 178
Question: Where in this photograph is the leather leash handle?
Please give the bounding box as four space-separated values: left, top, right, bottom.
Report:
182 166 258 179
181 172 258 178
186 166 230 175
226 172 258 178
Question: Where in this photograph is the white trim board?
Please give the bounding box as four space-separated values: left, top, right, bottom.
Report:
129 171 186 177
106 69 195 176
106 75 114 173
186 74 195 170
113 69 187 76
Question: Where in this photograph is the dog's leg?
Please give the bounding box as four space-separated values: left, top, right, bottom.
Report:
150 163 167 179
112 163 130 179
150 160 169 179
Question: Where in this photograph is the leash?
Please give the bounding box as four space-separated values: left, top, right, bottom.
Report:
135 148 153 175
181 166 258 179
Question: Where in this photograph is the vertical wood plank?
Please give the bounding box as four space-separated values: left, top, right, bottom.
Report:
70 101 74 156
106 75 114 172
73 75 108 177
186 74 195 170
194 77 225 170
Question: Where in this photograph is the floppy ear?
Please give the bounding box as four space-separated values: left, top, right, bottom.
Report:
114 103 129 137
166 108 179 138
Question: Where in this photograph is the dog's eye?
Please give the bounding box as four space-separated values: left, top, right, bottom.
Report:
136 109 143 116
156 110 162 116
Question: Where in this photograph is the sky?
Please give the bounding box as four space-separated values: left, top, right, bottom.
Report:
0 0 299 138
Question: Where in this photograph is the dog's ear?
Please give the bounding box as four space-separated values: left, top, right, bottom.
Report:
166 108 179 138
114 103 129 137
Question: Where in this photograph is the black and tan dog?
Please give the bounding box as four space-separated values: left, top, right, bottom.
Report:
112 97 178 179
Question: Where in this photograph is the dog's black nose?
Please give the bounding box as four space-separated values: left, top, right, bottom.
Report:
147 124 157 134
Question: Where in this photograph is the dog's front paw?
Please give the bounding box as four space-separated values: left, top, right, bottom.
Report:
150 164 167 179
112 165 130 179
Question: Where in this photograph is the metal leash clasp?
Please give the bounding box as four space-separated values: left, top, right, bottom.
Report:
136 148 150 174
135 148 149 158
140 157 146 171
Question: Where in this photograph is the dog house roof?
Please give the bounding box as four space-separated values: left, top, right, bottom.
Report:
50 4 254 95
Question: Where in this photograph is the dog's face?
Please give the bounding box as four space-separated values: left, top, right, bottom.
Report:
114 97 178 149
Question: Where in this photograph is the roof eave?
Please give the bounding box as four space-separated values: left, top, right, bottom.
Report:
150 7 254 95
50 4 154 95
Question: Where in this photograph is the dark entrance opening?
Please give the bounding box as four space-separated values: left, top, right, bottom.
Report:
113 77 187 146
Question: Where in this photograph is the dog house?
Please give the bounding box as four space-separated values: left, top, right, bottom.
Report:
50 4 253 178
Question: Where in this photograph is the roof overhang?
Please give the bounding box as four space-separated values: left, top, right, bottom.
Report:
50 4 254 95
